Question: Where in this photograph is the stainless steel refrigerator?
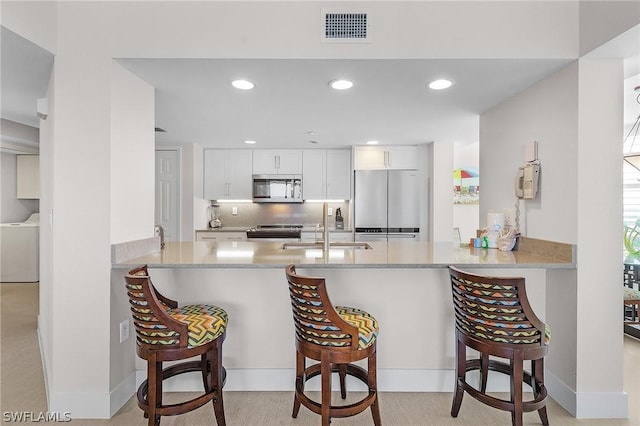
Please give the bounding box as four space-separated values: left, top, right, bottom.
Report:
354 170 420 242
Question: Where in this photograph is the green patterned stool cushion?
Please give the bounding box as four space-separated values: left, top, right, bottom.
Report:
167 304 228 348
624 287 640 301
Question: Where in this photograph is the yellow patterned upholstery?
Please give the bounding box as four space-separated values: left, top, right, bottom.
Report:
300 305 378 349
168 304 228 348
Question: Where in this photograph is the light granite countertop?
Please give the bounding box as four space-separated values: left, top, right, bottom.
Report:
114 239 575 269
195 227 353 232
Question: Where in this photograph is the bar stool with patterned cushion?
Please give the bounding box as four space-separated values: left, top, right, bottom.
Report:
448 266 550 426
285 264 381 426
624 286 640 325
125 265 228 426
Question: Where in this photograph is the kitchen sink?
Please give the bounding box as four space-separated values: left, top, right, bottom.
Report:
281 242 372 250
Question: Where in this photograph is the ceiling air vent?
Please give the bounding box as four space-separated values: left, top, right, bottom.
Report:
322 9 371 43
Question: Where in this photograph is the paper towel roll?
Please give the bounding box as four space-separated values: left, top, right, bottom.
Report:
487 211 505 231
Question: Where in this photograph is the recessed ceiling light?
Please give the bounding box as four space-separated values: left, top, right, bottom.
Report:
329 79 354 90
366 140 379 145
428 79 453 90
232 79 255 90
244 140 256 145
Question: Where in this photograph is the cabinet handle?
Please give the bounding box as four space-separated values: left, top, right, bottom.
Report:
385 151 390 168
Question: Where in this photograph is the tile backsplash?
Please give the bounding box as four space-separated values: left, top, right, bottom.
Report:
206 201 351 229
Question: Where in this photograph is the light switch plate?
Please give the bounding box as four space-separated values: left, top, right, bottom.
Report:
328 207 333 216
119 319 130 343
232 207 238 215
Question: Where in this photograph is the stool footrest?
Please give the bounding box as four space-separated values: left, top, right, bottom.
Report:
137 361 224 417
461 359 548 413
296 363 377 419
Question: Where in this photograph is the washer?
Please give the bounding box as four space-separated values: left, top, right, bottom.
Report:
0 213 39 282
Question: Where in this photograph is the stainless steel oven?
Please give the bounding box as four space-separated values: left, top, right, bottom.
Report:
246 224 302 241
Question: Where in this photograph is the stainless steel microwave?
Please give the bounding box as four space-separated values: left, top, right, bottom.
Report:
252 175 303 203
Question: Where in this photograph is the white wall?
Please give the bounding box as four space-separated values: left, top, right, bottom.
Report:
429 141 454 241
579 1 640 56
575 58 624 414
1 1 57 54
110 62 155 244
37 64 54 410
480 58 627 418
481 62 579 243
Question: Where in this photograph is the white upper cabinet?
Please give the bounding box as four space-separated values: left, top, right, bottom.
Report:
303 149 351 200
204 149 253 200
353 145 418 170
253 149 302 175
16 155 39 199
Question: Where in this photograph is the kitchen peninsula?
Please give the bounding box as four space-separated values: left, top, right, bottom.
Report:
113 237 574 395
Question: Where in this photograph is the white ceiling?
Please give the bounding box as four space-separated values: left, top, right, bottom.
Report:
118 57 572 149
0 27 53 129
3 24 638 150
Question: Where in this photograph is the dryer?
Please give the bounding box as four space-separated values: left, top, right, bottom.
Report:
0 213 39 282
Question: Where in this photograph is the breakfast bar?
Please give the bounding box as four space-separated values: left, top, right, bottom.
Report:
113 237 574 395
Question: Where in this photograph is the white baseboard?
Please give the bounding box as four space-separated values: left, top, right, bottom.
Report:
110 372 136 417
36 315 50 409
77 367 629 420
545 369 577 416
545 369 628 419
576 391 628 419
49 392 111 419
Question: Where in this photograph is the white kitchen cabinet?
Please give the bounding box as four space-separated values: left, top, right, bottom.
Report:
196 230 246 241
302 149 351 200
353 145 418 170
204 149 253 200
253 149 302 175
16 155 39 199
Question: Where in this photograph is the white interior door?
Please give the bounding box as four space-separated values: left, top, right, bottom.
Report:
155 149 180 241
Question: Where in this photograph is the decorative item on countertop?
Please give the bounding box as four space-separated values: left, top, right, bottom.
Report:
208 202 222 229
497 226 518 252
335 207 344 229
625 219 640 255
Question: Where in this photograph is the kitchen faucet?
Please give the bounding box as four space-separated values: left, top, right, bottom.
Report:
155 225 165 250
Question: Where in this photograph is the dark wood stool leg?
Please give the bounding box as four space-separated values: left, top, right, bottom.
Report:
451 337 465 417
368 351 382 426
338 364 348 399
211 339 226 426
532 359 549 426
479 353 489 392
147 354 162 426
292 350 304 418
510 357 524 426
321 353 332 426
201 353 209 390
